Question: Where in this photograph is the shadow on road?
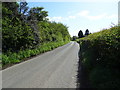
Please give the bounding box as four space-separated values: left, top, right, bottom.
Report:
77 50 91 89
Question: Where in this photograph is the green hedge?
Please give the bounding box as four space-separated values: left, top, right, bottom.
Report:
78 26 120 88
2 41 69 67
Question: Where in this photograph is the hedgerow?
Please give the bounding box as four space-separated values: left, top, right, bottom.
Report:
78 26 120 88
2 2 70 68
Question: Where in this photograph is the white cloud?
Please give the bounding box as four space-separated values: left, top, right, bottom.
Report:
48 16 63 22
48 10 117 22
77 10 117 20
86 13 107 20
68 16 76 19
48 15 77 22
77 10 89 16
106 14 117 19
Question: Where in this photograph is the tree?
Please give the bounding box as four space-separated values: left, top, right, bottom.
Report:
27 7 48 46
72 36 77 41
78 30 83 38
18 2 29 23
2 2 35 52
2 2 19 17
19 2 28 15
2 2 71 52
27 7 48 22
85 29 89 36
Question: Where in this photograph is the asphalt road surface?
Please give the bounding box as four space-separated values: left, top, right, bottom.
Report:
2 41 79 88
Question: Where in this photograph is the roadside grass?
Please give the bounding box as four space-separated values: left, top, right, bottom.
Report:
78 26 120 88
0 61 1 70
2 41 69 68
0 53 1 70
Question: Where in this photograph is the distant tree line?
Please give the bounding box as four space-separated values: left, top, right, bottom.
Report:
2 2 70 52
71 29 91 41
78 29 90 38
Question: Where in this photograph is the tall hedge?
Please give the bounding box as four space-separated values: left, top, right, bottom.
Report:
2 2 71 67
2 4 35 52
79 26 120 88
2 2 70 53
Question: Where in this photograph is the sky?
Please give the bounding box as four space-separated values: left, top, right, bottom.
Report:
26 0 119 36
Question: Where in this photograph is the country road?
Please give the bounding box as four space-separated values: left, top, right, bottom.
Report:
2 41 80 88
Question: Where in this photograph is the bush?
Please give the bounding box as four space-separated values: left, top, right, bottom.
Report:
89 66 120 88
2 53 20 65
78 26 120 88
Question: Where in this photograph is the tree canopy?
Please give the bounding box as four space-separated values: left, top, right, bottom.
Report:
2 2 70 52
78 30 83 38
85 29 89 36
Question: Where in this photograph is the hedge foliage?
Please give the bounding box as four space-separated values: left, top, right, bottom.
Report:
78 26 120 88
2 2 70 67
2 2 70 52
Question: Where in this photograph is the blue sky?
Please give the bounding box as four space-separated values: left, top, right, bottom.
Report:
27 0 119 36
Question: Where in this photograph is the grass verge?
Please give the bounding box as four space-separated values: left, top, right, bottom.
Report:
2 41 70 69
